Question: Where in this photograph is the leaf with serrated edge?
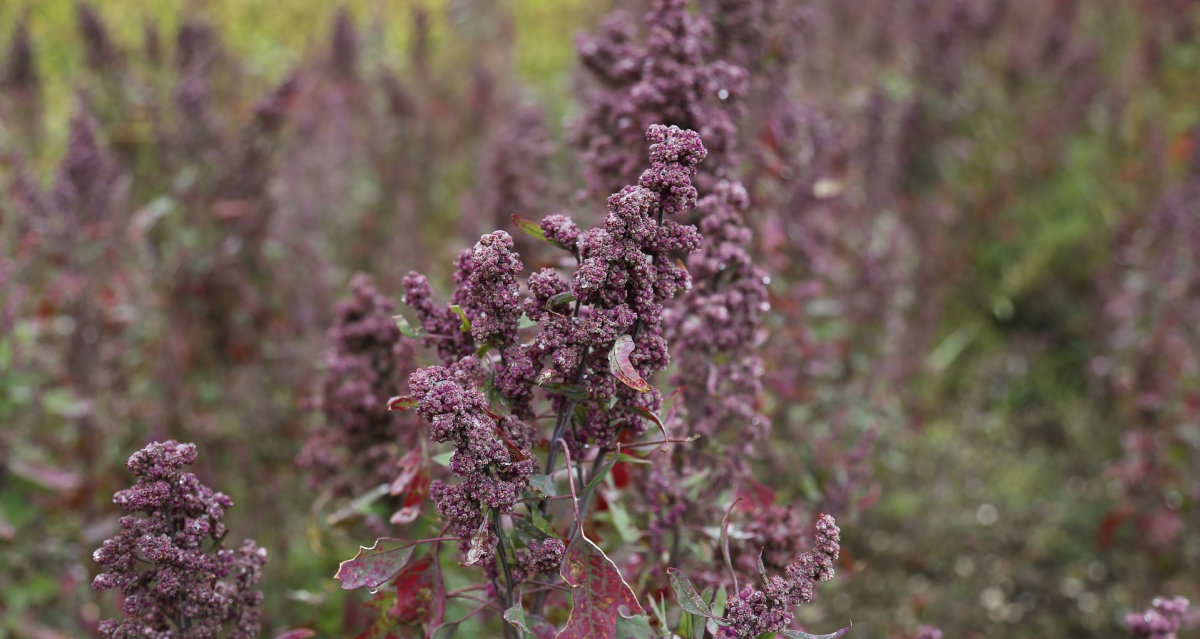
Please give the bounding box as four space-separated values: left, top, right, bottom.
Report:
335 538 418 590
608 334 651 392
556 534 643 638
667 568 719 619
778 622 852 639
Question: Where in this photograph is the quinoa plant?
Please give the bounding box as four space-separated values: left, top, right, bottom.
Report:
334 125 848 639
92 441 266 639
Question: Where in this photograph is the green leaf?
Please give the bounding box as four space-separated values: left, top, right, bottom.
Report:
512 214 569 250
584 454 617 494
334 538 418 590
432 451 454 466
615 612 655 639
609 334 651 392
666 568 719 619
430 622 460 639
547 292 576 307
392 313 425 338
529 473 557 498
519 313 539 329
608 499 639 543
449 305 471 332
539 382 589 402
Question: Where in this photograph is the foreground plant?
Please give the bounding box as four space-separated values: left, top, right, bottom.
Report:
92 441 266 639
332 125 847 639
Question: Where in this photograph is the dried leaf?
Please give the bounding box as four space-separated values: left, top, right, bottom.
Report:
556 534 643 639
336 538 418 590
608 335 651 392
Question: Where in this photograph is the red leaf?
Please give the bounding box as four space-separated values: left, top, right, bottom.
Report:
608 335 651 392
387 396 418 411
388 556 442 624
556 534 644 639
389 452 430 525
336 538 419 590
734 477 777 512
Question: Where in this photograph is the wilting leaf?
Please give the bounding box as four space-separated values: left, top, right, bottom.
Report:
392 313 426 338
557 534 644 639
464 518 493 566
666 568 719 619
336 538 418 590
778 623 852 639
608 334 651 392
387 396 418 411
448 305 470 332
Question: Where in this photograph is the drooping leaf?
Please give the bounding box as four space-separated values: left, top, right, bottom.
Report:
393 313 426 338
608 334 651 392
448 305 470 332
666 568 719 619
625 405 667 442
336 538 419 590
777 623 852 639
556 534 644 639
387 395 418 411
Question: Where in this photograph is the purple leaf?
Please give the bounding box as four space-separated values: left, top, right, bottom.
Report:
608 334 651 392
557 534 644 639
335 538 419 590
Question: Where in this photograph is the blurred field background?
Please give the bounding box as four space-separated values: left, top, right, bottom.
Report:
2 1 1198 638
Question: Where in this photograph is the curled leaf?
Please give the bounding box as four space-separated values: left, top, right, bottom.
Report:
608 334 651 392
335 538 418 590
387 395 418 411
